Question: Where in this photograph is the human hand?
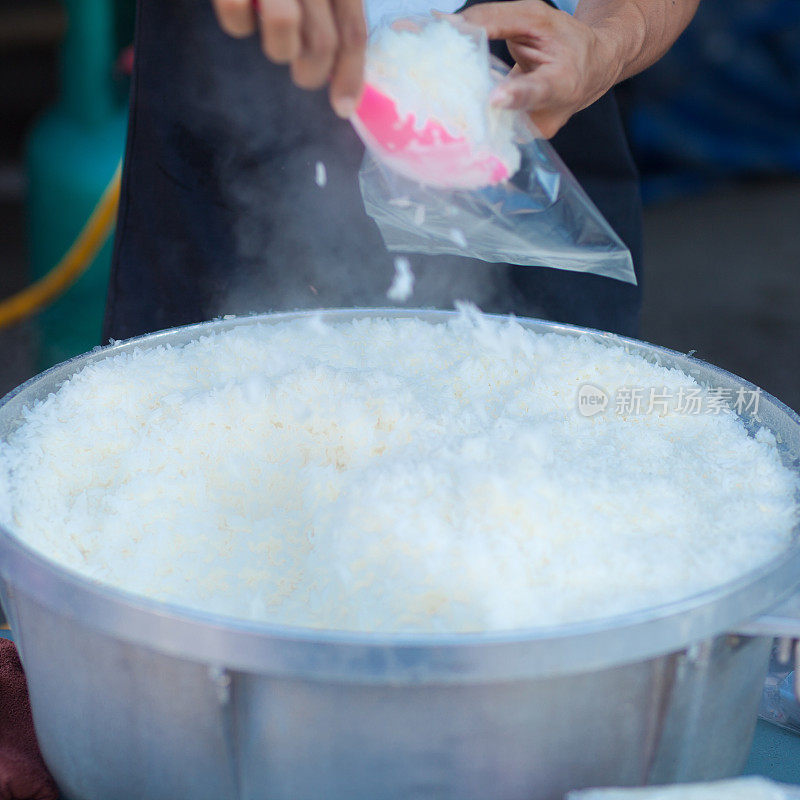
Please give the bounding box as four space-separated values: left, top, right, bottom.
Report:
459 0 621 138
211 0 367 118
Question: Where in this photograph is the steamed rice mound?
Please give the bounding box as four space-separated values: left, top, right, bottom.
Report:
0 310 796 632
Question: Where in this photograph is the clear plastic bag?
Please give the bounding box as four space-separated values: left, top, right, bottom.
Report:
357 19 636 284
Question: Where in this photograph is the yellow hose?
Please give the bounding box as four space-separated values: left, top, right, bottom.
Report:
0 161 122 331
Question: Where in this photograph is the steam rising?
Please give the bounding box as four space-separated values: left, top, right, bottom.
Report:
175 6 529 320
212 122 516 316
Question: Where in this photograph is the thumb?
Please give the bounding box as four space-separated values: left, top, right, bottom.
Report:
491 71 552 111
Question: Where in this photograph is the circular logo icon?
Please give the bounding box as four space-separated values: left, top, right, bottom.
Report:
576 383 609 417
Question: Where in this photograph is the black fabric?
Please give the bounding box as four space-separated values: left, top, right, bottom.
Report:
104 0 642 342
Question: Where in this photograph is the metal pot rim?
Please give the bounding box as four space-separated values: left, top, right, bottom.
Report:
2 308 799 681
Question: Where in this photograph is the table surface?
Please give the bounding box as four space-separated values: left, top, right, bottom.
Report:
2 626 799 790
746 720 800 784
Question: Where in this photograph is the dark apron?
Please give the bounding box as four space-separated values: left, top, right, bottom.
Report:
104 0 642 342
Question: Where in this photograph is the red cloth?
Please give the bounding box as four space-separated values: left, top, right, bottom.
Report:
0 639 59 800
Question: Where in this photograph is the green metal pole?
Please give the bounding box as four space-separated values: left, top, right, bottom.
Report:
60 0 116 127
26 0 129 368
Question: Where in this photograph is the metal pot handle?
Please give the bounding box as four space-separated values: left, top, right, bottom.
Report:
735 592 800 704
735 593 800 639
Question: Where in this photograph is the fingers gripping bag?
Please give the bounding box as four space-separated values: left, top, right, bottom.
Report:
354 16 636 284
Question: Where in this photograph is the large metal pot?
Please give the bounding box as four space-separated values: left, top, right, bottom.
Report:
1 310 799 800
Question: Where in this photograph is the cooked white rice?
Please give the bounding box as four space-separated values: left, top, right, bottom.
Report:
568 777 800 800
366 19 521 176
0 310 796 632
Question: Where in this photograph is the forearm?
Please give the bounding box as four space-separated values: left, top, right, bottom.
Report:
459 0 700 136
574 0 700 88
